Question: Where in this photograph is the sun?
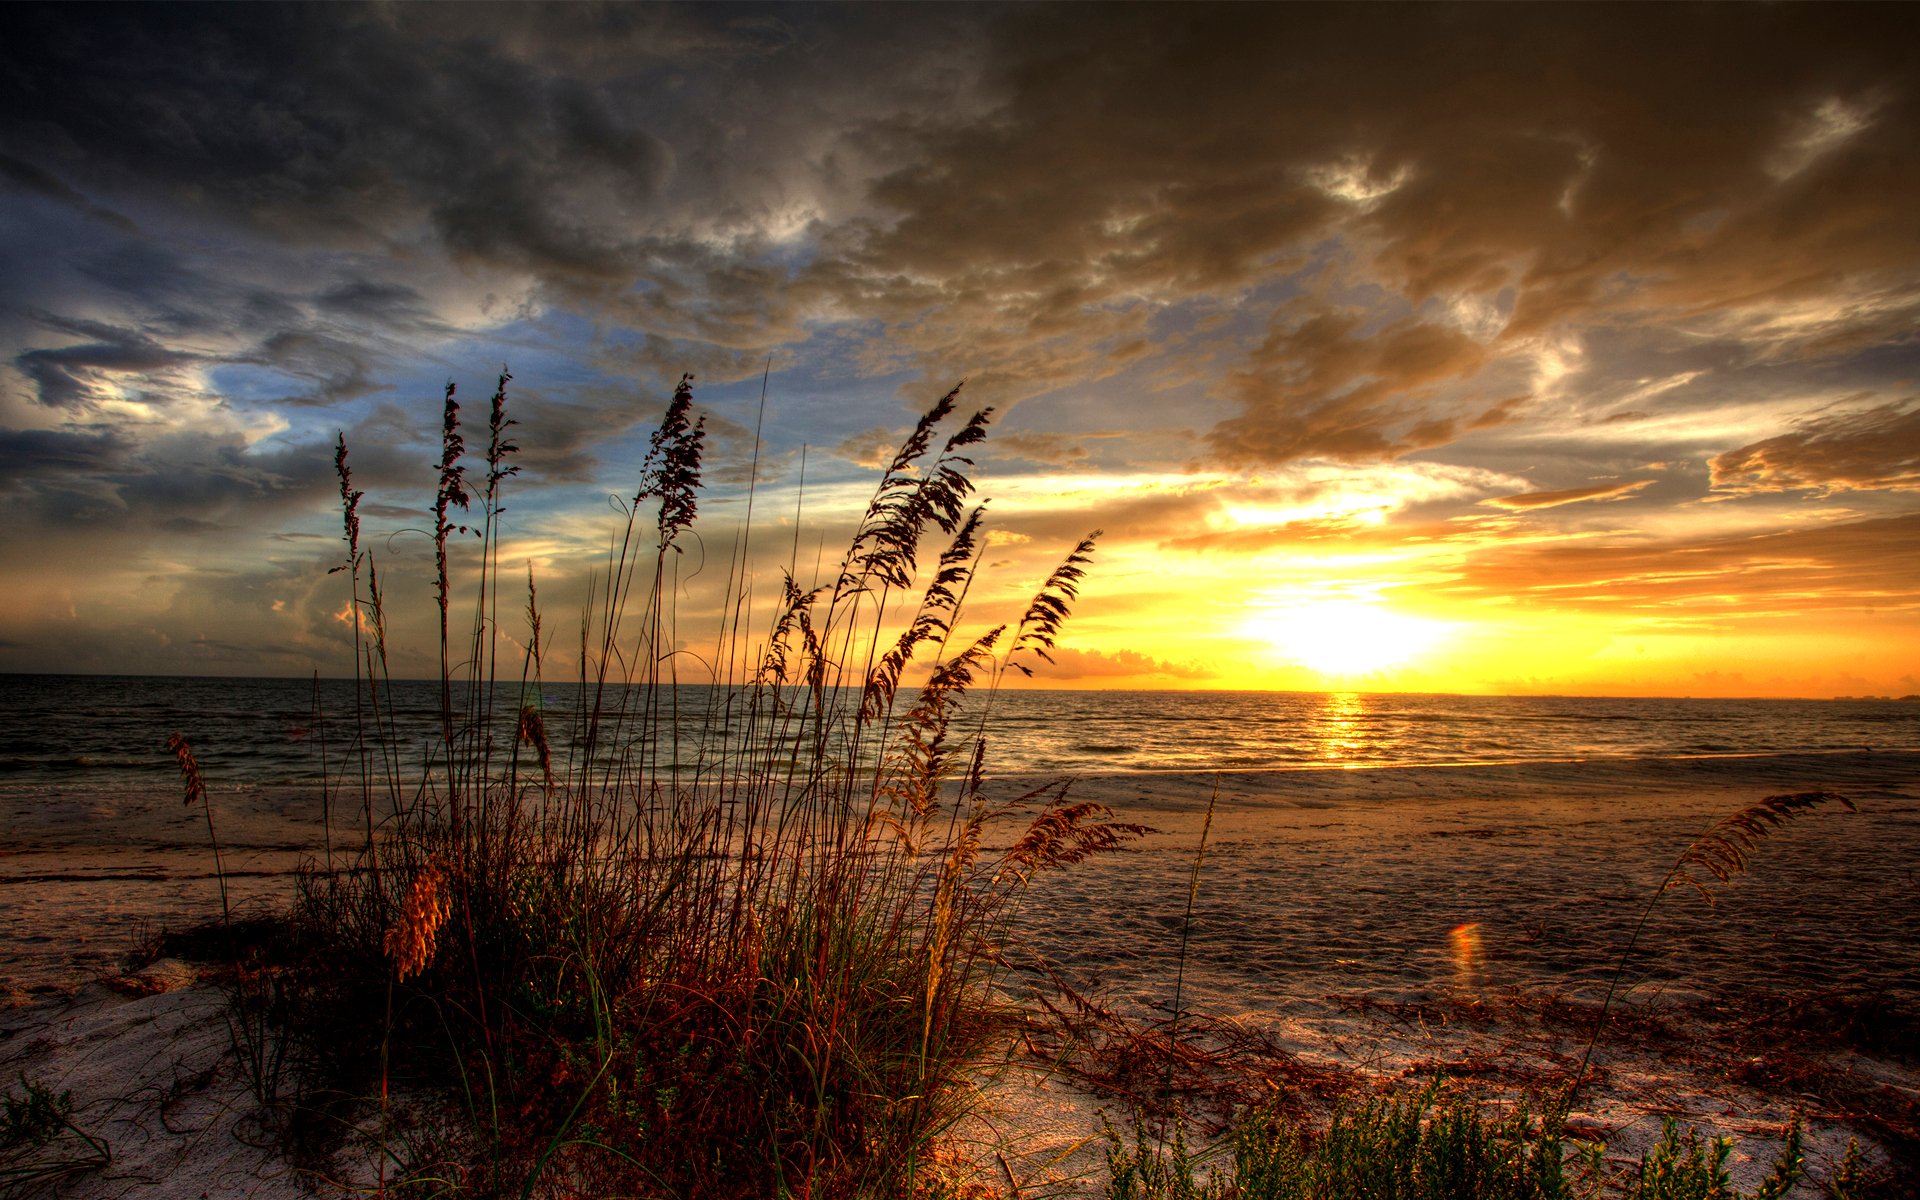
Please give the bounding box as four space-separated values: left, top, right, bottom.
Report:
1248 601 1447 676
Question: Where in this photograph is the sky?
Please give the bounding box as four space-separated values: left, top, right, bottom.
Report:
1 3 1916 697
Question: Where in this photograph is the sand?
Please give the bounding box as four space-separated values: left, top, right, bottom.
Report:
3 749 1916 1195
973 750 1920 1194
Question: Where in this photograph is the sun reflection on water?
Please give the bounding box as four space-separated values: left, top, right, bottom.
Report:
1311 691 1372 763
1450 922 1484 988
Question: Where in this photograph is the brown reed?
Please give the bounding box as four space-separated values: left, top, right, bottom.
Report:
382 858 450 982
1666 790 1858 902
246 372 1144 1198
1565 789 1858 1109
167 733 229 928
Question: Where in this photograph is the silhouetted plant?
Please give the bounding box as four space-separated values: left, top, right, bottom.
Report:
203 372 1142 1198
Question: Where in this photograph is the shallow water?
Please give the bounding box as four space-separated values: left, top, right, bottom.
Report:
1008 754 1920 1018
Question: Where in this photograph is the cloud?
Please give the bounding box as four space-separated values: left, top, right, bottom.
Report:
0 422 379 543
1431 512 1920 619
8 4 1917 434
0 427 132 486
1015 646 1217 681
1483 480 1651 510
1710 403 1920 495
237 331 395 407
833 426 902 468
1466 396 1530 431
1163 510 1429 557
357 503 423 521
784 5 1919 444
0 7 674 277
13 317 202 408
0 152 139 234
315 280 438 329
986 430 1088 466
1208 312 1491 466
1 5 1918 679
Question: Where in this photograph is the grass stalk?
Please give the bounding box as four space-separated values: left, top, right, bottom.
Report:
1563 791 1857 1111
178 371 1144 1198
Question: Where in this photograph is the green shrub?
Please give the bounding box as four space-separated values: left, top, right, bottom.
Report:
1103 1089 1817 1200
1105 1085 1575 1200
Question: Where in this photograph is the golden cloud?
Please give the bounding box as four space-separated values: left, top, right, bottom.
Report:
1711 403 1920 496
1483 481 1652 510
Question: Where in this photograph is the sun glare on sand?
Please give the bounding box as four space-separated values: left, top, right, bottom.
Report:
1250 601 1448 675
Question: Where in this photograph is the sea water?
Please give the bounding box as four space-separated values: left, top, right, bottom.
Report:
2 673 1915 787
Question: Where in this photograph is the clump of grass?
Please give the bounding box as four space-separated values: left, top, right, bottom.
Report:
1103 1083 1581 1200
196 372 1145 1197
1102 1087 1826 1200
1 1072 111 1195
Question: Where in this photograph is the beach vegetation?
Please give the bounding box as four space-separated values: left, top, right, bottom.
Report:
0 1072 112 1196
144 376 1902 1199
1566 790 1859 1109
1099 1091 1824 1200
170 372 1146 1197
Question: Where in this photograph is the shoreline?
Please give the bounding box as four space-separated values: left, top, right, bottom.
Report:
6 742 1918 797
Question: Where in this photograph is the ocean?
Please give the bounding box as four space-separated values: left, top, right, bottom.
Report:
1 673 1915 788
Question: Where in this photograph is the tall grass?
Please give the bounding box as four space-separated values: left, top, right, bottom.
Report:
240 373 1147 1197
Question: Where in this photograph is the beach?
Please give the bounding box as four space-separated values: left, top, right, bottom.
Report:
4 748 1916 1194
978 749 1920 1192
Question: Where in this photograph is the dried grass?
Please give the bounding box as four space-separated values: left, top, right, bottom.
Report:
1667 791 1859 903
172 373 1146 1198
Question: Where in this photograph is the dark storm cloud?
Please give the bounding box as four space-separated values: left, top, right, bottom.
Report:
0 152 139 234
796 4 1920 455
239 330 396 407
315 281 438 329
4 2 1919 497
0 417 431 541
490 384 654 485
1711 402 1920 495
13 319 202 408
0 5 674 274
110 434 339 516
591 334 765 391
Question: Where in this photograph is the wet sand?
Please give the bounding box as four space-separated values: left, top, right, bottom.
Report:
996 749 1920 1017
1 782 331 1002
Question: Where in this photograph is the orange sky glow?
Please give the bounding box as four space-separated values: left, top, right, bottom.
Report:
0 6 1915 698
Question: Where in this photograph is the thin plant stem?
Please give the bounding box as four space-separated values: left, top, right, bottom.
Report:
1165 773 1218 1094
